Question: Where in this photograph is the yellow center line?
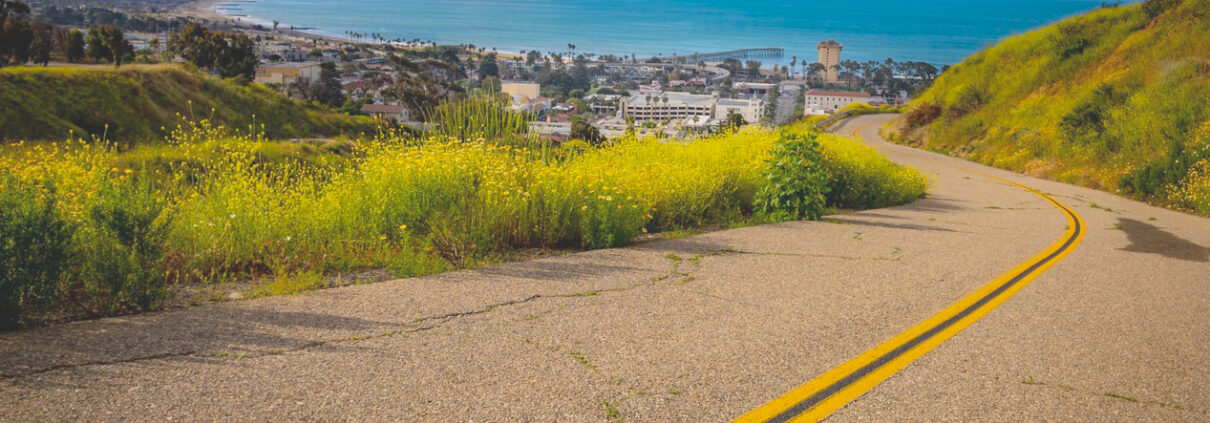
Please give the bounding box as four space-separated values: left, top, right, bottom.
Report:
734 120 1087 423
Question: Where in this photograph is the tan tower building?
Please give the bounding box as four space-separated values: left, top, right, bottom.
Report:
817 40 843 84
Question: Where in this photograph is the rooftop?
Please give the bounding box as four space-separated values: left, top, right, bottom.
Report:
804 90 869 98
361 104 406 114
626 92 715 107
260 61 321 69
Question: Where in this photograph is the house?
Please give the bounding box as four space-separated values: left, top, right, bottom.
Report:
320 49 341 62
255 62 322 85
360 104 409 122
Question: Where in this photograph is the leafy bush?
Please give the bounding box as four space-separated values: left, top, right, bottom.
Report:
0 174 73 329
755 132 830 221
77 177 170 312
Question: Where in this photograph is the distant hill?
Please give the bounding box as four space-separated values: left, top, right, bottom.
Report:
894 0 1210 213
0 65 377 143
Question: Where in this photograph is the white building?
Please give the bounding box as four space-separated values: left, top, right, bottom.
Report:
714 98 764 124
622 92 715 121
802 90 871 114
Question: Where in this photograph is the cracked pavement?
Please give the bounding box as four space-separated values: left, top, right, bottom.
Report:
2 114 1209 422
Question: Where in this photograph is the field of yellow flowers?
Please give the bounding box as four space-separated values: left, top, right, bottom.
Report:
0 117 926 328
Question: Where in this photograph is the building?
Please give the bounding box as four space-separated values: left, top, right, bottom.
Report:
621 92 715 121
502 82 542 111
735 82 777 97
584 94 622 116
713 98 765 124
254 62 321 85
802 90 871 114
501 82 541 101
320 49 341 62
817 40 843 84
360 104 409 122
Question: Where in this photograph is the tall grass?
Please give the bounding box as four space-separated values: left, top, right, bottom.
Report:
0 117 926 327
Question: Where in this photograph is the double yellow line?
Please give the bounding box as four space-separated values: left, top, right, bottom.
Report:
735 122 1087 422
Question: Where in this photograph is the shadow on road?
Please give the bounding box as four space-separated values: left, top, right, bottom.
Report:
0 308 400 382
834 217 961 233
1117 218 1209 262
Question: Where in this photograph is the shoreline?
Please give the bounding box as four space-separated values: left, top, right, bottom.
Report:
170 0 524 60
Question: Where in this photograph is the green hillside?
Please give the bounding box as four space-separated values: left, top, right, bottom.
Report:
895 0 1210 214
0 64 377 143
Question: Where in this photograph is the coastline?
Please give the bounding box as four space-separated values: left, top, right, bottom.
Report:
169 0 523 59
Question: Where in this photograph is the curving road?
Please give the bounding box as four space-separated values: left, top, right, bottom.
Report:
2 115 1208 422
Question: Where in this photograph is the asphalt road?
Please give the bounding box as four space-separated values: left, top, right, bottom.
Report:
2 114 1208 422
773 81 802 125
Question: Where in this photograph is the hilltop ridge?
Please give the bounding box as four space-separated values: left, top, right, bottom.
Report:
0 65 377 143
894 0 1210 214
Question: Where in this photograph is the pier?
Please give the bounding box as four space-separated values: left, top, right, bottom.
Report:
679 48 784 63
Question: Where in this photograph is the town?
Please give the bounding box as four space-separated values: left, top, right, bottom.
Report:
4 2 942 141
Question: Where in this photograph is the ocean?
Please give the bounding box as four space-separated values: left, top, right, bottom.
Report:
214 0 1132 66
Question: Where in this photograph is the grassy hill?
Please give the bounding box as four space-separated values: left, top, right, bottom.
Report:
894 0 1210 214
0 64 377 143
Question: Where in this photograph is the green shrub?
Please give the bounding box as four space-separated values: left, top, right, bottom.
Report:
0 174 74 329
755 132 830 221
77 177 170 312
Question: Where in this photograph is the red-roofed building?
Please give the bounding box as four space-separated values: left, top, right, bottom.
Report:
803 90 871 114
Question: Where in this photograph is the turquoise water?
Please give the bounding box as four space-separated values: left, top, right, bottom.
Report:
217 0 1131 65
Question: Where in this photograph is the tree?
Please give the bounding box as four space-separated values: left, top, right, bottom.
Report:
2 16 31 65
0 0 31 66
169 23 257 80
27 21 50 65
723 112 747 129
292 64 345 107
382 54 467 121
745 60 762 79
312 61 345 107
479 52 498 79
807 62 825 85
214 32 257 79
718 77 734 98
63 27 85 62
570 116 605 146
85 26 109 62
98 25 133 66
